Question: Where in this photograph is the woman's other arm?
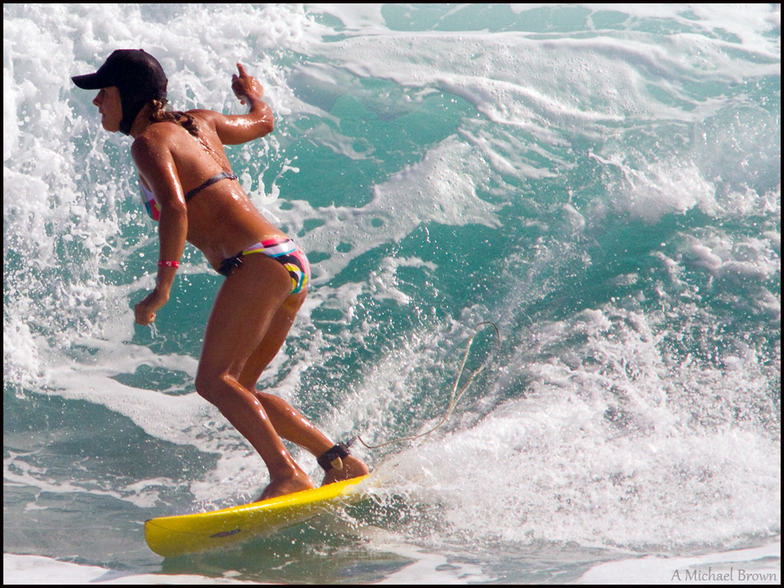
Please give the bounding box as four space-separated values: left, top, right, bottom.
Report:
192 63 274 145
131 133 188 324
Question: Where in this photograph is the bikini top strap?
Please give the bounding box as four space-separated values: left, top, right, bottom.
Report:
183 171 238 203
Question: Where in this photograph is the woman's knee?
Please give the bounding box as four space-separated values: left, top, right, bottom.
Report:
195 369 226 405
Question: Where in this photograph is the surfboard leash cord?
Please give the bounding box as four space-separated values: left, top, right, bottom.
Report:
347 321 501 451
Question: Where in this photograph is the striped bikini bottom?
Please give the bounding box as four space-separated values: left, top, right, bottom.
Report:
218 237 310 294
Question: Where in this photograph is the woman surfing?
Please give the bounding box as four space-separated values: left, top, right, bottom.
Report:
72 49 368 500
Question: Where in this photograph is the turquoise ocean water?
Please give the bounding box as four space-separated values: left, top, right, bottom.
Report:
4 4 780 584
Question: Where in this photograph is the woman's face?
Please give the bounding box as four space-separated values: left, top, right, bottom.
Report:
92 86 122 132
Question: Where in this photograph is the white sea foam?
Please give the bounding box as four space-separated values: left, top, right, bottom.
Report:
3 553 263 584
309 12 779 134
366 301 779 549
298 135 501 284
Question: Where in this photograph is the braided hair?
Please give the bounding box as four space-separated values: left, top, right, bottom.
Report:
147 99 200 137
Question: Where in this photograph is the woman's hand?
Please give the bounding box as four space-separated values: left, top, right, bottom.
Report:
135 288 169 326
231 63 264 106
199 62 273 144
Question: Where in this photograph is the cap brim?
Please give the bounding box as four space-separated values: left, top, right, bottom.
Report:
71 73 106 90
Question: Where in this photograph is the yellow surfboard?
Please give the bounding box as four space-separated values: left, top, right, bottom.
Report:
144 475 370 557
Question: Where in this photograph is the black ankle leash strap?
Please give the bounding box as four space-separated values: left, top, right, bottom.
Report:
317 440 354 472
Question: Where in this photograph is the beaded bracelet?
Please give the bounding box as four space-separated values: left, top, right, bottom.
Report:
158 260 180 268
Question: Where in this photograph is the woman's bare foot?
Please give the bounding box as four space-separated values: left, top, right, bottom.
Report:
321 455 370 486
256 468 314 502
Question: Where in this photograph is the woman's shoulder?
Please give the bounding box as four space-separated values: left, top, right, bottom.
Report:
187 109 220 130
135 111 204 145
131 118 189 164
132 121 175 149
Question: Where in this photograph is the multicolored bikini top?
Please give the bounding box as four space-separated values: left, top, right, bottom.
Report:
139 180 161 221
138 171 237 221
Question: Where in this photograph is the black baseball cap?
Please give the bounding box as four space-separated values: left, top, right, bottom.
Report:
72 49 168 135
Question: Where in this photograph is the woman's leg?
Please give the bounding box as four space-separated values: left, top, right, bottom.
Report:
194 254 313 500
253 389 370 485
238 288 370 485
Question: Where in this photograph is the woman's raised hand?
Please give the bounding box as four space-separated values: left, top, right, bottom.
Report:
231 63 264 106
